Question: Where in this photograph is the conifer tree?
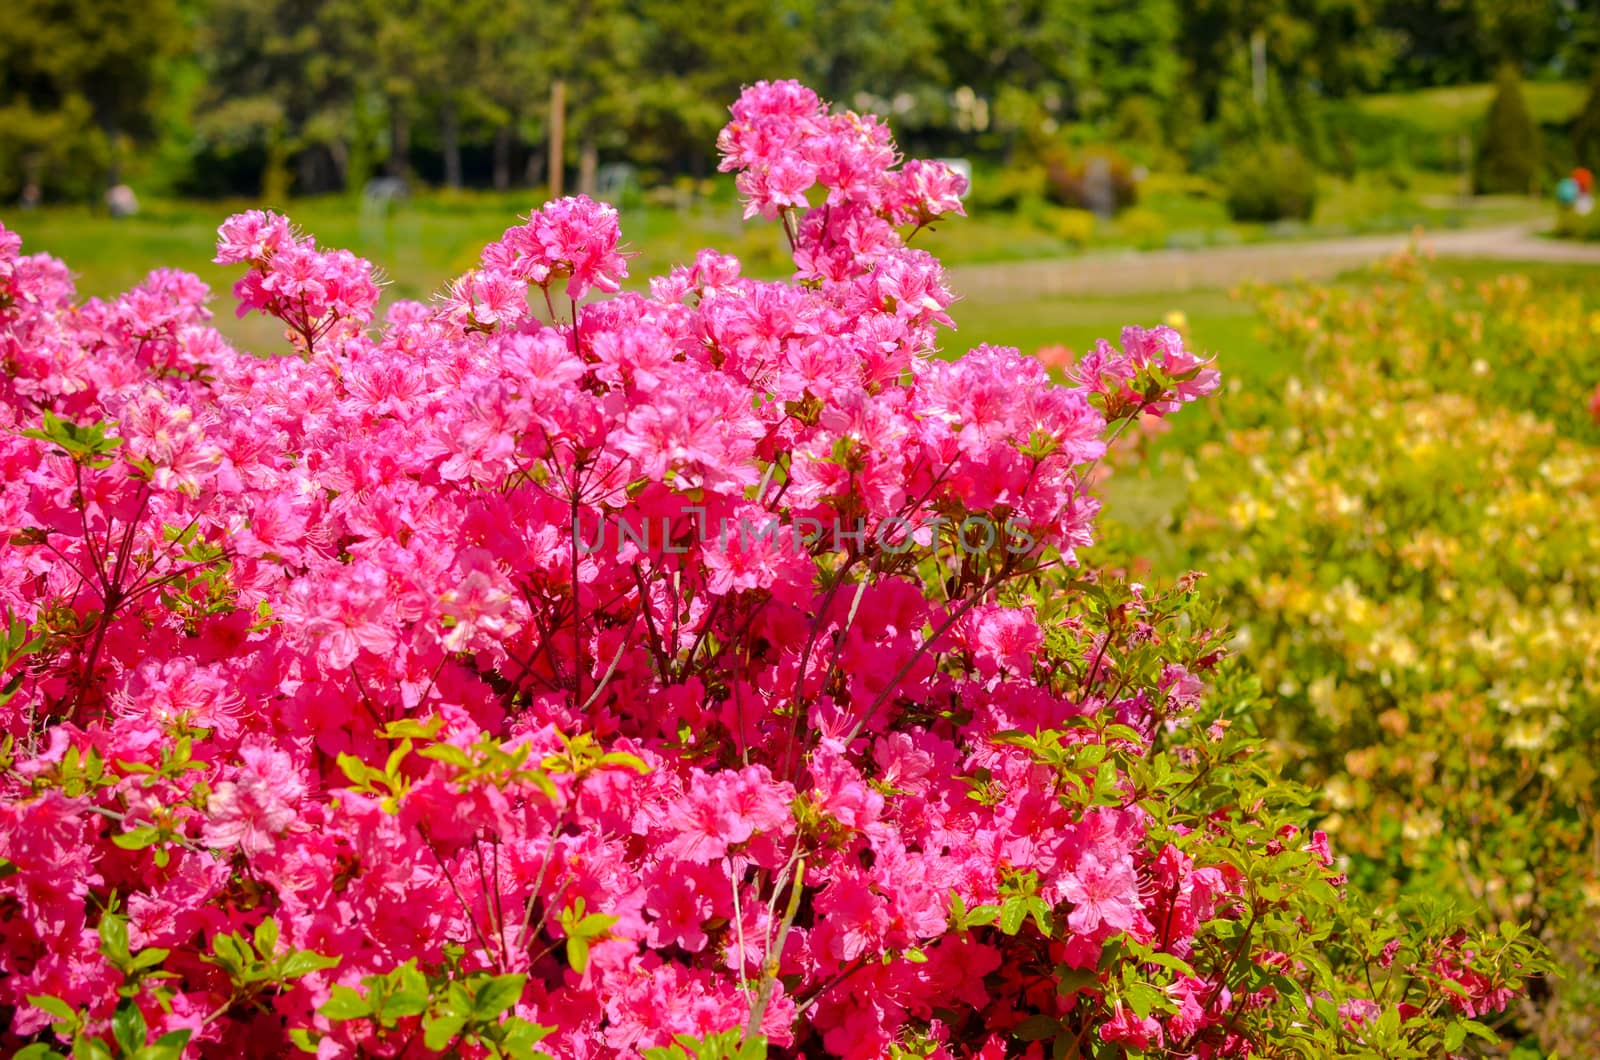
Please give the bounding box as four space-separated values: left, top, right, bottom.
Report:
1473 63 1541 194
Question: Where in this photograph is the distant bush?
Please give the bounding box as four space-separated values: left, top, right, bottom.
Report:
1473 64 1542 194
1041 144 1139 215
1223 143 1318 222
1042 205 1096 246
1111 97 1161 146
1114 206 1168 248
1554 206 1600 241
1379 163 1413 191
966 163 1045 213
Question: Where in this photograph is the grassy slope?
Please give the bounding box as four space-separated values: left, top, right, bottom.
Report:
1357 80 1587 135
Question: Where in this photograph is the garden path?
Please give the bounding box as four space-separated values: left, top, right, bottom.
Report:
946 222 1600 300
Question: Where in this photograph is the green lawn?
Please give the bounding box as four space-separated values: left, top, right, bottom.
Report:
1357 80 1588 136
947 287 1270 376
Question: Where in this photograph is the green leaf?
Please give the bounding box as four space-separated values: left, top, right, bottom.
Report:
597 751 651 774
1143 951 1195 977
253 918 280 959
961 903 1000 929
999 899 1027 936
145 1029 193 1060
388 962 430 1015
441 980 474 1020
424 1013 467 1052
498 1016 559 1060
209 931 249 973
1025 896 1055 936
1014 1014 1060 1041
418 744 474 768
384 738 412 778
377 985 429 1022
99 914 131 962
13 1045 67 1060
279 950 341 979
319 985 371 1022
1054 966 1100 997
472 973 527 1019
1124 982 1170 1020
381 717 445 740
576 912 619 935
567 935 591 974
28 994 78 1023
130 948 170 971
112 998 148 1056
337 753 378 785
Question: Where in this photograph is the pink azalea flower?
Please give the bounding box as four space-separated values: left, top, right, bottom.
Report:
1058 852 1146 937
202 738 308 854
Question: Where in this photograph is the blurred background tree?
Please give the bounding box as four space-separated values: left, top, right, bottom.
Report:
1571 66 1600 173
3 0 1598 203
1473 63 1542 193
0 0 186 201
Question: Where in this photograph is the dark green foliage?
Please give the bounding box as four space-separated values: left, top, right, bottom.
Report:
1078 0 1180 119
1573 68 1600 175
964 165 1047 213
1473 64 1541 194
0 0 185 200
1 0 1594 201
1223 143 1318 221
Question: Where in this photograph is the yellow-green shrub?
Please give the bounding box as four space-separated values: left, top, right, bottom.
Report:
1121 256 1600 1051
1043 206 1096 247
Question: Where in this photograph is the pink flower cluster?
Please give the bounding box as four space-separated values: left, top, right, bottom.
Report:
442 195 628 336
0 82 1515 1060
481 195 629 303
215 209 381 353
716 79 968 285
1071 326 1222 419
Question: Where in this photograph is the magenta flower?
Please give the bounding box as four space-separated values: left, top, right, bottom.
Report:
202 739 308 854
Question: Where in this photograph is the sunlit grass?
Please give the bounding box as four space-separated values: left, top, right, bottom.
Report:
1357 80 1587 135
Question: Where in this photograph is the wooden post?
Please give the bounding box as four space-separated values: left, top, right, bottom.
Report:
549 79 566 199
1251 30 1267 109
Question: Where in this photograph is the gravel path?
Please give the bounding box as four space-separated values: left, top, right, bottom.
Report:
946 223 1600 301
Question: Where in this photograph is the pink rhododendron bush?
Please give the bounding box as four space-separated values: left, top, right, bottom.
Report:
0 84 1542 1059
